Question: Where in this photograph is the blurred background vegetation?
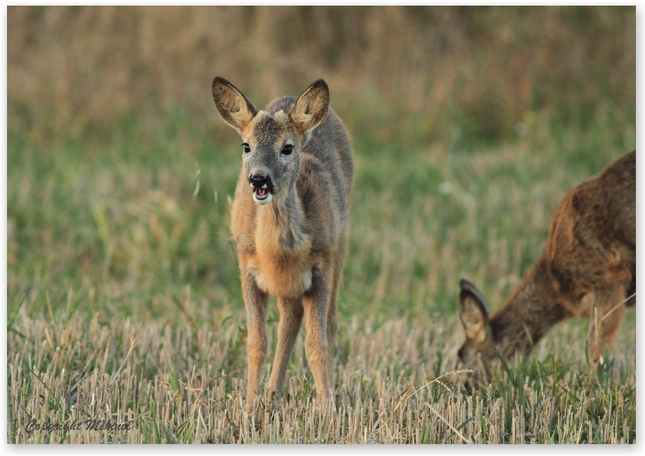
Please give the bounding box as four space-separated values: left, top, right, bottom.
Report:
8 6 635 147
7 5 635 322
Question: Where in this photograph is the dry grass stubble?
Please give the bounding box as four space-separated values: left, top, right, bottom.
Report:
8 299 636 443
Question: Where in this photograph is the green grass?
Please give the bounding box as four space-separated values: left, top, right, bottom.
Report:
6 101 635 443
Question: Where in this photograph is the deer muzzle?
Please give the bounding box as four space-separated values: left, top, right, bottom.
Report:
248 173 274 205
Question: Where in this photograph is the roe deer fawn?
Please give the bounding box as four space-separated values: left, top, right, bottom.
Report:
211 77 353 410
458 150 635 385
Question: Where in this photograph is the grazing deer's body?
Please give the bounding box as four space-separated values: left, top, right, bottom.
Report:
211 77 353 410
458 150 635 384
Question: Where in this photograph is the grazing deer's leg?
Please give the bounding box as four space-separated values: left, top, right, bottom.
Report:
241 271 269 412
266 296 304 400
303 271 331 403
626 281 636 307
587 285 627 365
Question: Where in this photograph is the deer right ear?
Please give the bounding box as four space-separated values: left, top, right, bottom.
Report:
212 76 259 134
289 79 330 137
459 278 491 342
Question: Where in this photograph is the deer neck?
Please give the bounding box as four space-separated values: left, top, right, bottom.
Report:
489 259 568 358
255 183 310 255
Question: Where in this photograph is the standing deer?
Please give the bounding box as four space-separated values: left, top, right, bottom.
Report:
458 150 635 385
211 77 353 410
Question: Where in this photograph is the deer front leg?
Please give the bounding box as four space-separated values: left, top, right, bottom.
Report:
587 285 627 365
303 270 332 404
266 296 304 401
241 271 269 412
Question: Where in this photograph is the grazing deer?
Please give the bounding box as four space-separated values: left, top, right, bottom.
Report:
211 77 353 410
458 150 635 385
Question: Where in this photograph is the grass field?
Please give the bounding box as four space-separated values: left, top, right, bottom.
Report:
6 6 636 444
6 107 636 443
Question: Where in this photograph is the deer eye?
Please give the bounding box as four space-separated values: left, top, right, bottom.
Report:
242 143 251 154
281 144 293 155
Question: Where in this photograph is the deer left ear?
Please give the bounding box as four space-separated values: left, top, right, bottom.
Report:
459 278 491 342
212 76 259 135
289 79 329 136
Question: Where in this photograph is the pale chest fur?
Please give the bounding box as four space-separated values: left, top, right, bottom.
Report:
233 199 316 298
247 252 313 298
244 235 315 298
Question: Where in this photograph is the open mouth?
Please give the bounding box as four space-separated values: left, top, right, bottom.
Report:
252 185 273 204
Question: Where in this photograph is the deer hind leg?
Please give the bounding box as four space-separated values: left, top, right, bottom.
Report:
326 256 344 391
303 271 331 404
325 287 337 392
266 296 304 401
587 285 628 365
241 272 269 412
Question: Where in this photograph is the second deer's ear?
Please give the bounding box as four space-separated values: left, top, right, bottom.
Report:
459 278 490 342
289 79 329 136
212 76 259 134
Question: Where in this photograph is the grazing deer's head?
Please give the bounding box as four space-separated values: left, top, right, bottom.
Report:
212 77 329 206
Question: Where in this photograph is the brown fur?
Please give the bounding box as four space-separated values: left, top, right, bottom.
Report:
458 150 635 385
212 77 353 410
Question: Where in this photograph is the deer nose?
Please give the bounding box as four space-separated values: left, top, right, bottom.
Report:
249 173 269 189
